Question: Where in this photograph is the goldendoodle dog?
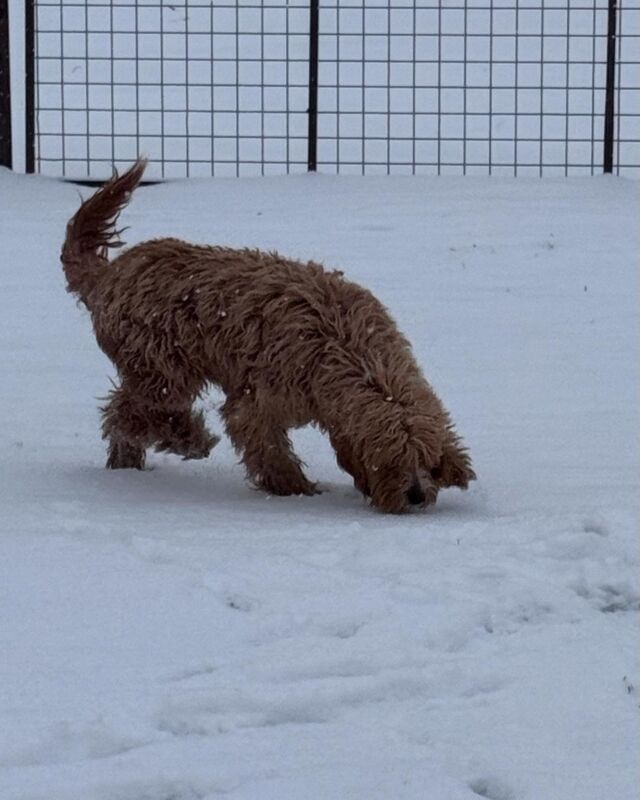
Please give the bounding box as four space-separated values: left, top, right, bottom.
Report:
61 158 475 513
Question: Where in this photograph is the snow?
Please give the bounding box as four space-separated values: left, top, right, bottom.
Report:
1 169 639 800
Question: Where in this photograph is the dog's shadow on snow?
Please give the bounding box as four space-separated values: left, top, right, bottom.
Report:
64 455 365 520
60 452 483 530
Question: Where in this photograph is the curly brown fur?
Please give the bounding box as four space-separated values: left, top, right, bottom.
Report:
61 158 475 513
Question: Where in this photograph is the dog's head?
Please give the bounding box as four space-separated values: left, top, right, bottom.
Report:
369 463 441 514
332 387 449 513
361 417 444 514
325 353 473 513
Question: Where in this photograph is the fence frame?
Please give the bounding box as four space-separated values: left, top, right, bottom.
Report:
307 0 320 172
603 0 618 173
24 0 35 173
0 0 11 168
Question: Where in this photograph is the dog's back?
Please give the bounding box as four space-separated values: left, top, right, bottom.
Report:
61 159 400 395
91 230 400 401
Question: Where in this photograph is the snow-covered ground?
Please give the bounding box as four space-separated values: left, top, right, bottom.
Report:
1 170 638 800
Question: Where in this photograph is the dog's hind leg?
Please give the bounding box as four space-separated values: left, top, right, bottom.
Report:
101 385 149 469
221 395 318 497
101 379 218 469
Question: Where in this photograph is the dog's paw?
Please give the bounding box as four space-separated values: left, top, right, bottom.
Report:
180 432 221 460
106 441 146 470
257 474 320 497
156 432 220 460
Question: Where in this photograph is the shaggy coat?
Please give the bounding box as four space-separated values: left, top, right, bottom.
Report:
61 158 475 513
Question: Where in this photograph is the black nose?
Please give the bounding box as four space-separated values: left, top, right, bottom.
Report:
406 483 426 506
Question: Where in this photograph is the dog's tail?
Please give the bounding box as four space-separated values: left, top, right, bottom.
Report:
60 157 147 309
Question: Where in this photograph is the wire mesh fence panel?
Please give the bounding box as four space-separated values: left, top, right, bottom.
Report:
316 0 638 175
31 0 640 178
34 0 310 178
616 0 640 176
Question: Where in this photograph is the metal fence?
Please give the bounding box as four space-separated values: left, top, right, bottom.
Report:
3 0 639 178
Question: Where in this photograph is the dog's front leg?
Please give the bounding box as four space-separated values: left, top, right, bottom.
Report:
329 432 370 497
222 395 318 497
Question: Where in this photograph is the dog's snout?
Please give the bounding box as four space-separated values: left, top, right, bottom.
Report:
406 483 426 506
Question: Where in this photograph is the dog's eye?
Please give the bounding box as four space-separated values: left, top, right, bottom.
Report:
430 465 442 480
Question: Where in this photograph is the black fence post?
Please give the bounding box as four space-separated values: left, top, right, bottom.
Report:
603 0 617 174
25 0 35 173
307 0 319 172
0 0 11 168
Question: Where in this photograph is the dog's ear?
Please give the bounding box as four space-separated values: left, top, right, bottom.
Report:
432 448 475 489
